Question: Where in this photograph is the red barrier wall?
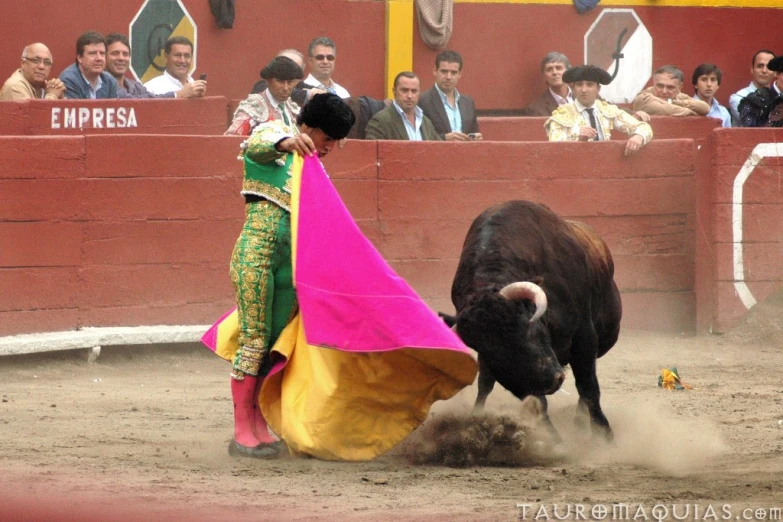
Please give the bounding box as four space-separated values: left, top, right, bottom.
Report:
0 2 781 110
0 97 228 135
0 135 701 336
708 129 783 332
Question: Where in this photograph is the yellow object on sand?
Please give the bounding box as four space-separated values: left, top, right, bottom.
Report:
658 367 692 390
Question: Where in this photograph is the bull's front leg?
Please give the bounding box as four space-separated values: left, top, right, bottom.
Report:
473 355 495 411
571 355 613 441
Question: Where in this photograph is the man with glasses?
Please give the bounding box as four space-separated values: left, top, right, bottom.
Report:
60 31 118 99
143 36 207 96
302 36 350 99
1 43 65 100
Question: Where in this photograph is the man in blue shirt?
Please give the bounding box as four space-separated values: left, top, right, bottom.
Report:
418 50 481 141
59 31 118 99
692 63 731 128
729 50 775 125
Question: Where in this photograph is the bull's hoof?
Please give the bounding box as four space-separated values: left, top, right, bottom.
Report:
228 439 281 459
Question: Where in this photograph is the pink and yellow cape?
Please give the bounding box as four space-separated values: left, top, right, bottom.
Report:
202 155 477 461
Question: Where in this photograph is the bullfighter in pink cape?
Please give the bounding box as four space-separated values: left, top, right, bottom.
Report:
203 93 477 460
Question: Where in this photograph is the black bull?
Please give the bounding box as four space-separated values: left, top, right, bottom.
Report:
443 200 622 440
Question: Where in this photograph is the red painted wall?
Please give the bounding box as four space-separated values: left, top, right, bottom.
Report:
0 2 779 111
1 135 699 336
413 4 783 111
708 128 783 332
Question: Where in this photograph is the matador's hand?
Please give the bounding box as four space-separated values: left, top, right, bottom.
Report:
277 134 316 157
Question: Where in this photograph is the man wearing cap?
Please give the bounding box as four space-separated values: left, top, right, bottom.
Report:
546 65 653 156
632 65 710 117
223 93 356 458
226 56 303 136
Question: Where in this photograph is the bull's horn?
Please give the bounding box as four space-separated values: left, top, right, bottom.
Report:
499 282 548 323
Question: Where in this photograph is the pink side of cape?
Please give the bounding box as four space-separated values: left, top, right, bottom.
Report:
296 156 468 354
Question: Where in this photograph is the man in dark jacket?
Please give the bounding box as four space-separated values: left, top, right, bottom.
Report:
521 52 572 117
365 72 441 141
59 31 118 99
418 50 481 141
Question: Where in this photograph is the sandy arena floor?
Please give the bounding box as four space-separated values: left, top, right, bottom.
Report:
1 298 781 521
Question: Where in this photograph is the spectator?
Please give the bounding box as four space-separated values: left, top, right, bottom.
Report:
365 72 441 141
692 63 731 127
105 33 205 99
143 36 207 96
521 52 572 117
546 65 652 156
302 37 350 99
632 65 710 116
729 50 775 125
418 50 481 141
225 56 303 136
250 49 320 106
766 56 783 127
1 43 65 100
59 31 118 99
738 56 783 128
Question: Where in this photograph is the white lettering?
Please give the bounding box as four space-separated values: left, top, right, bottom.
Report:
516 504 532 519
51 108 61 129
65 108 76 128
126 107 137 127
534 504 549 520
633 504 650 521
613 504 631 520
651 505 668 522
721 505 732 521
702 504 718 521
117 107 127 127
671 504 691 520
106 107 116 128
92 108 104 128
78 107 89 128
770 507 782 520
552 504 571 520
573 504 587 521
592 504 609 521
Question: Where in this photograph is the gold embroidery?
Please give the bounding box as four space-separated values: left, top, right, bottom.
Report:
242 179 291 211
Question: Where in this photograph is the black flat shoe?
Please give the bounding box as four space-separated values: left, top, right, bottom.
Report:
228 439 280 459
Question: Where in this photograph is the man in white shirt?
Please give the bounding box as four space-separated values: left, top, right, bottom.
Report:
143 36 207 96
302 37 350 99
729 50 775 125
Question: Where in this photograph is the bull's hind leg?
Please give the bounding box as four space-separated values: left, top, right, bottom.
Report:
473 356 496 411
571 355 613 441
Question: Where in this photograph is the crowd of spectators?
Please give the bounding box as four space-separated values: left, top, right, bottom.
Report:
2 31 782 138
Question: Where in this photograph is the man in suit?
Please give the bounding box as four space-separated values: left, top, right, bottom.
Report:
521 52 572 117
365 72 441 141
418 50 481 141
59 31 118 99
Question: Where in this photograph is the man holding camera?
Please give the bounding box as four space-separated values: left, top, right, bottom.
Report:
418 50 482 141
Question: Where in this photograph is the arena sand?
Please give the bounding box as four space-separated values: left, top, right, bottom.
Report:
1 295 781 521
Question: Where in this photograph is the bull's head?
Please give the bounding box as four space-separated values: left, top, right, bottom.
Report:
454 282 565 398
